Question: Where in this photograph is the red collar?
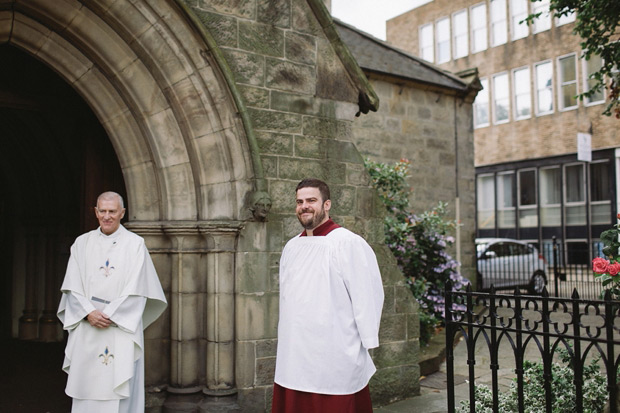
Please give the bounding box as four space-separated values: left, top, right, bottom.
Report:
300 219 341 237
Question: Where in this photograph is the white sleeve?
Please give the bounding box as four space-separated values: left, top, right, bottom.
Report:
60 291 96 330
338 237 384 349
104 295 147 334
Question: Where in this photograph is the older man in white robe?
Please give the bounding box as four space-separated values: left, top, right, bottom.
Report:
57 191 167 413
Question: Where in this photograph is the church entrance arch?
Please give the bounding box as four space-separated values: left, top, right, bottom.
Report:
1 0 256 409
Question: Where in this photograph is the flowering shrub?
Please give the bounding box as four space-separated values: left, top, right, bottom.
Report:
365 158 469 344
458 349 609 413
592 214 620 299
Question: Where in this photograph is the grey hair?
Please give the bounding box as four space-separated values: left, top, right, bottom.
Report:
96 191 125 209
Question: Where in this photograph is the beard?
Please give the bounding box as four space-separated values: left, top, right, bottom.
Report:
297 206 327 230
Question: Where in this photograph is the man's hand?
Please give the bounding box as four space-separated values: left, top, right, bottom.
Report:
86 310 112 329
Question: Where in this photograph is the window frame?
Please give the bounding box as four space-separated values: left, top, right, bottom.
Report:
474 77 491 128
497 171 516 229
517 168 538 229
557 53 578 111
510 0 529 41
490 0 508 47
493 72 510 124
540 166 562 227
419 23 435 63
534 60 554 116
555 10 576 26
582 53 605 106
532 0 551 34
436 16 451 64
512 65 532 120
477 173 496 230
470 2 488 53
452 9 469 59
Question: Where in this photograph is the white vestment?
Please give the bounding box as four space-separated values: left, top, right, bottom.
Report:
274 227 384 395
57 225 167 413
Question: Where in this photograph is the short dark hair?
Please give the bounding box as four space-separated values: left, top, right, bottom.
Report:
296 178 330 202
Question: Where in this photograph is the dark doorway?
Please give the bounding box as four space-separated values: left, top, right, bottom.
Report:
0 44 126 411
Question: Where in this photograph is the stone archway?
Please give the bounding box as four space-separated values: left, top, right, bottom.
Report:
0 0 257 408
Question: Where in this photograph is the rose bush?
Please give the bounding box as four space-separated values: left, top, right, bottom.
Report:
592 214 620 299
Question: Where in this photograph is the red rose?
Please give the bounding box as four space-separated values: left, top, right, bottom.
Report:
592 257 610 274
608 262 620 276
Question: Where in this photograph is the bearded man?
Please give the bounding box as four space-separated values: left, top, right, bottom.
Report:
57 191 167 412
272 178 384 413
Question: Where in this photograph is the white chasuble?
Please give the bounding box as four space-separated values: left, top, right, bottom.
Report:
57 225 167 412
274 228 384 395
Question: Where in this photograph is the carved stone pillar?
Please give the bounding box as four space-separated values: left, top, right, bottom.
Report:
18 229 39 340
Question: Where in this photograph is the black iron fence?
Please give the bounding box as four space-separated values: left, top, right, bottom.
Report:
476 237 604 299
445 281 620 412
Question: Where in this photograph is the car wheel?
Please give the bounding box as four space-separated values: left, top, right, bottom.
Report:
528 271 546 294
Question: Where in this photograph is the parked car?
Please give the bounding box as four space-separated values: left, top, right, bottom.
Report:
476 238 548 294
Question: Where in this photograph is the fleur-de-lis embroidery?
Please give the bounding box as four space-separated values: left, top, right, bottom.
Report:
99 346 114 365
100 259 115 277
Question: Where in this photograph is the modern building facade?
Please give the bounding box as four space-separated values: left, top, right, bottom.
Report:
387 0 620 263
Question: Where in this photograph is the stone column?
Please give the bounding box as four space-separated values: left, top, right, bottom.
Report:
202 228 238 396
18 229 39 340
39 228 59 341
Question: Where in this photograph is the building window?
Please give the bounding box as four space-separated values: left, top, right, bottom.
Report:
532 0 551 33
436 17 451 63
420 23 434 63
556 10 576 26
584 53 605 105
471 3 488 53
490 0 507 46
513 66 531 119
540 167 561 226
477 174 496 229
565 163 586 225
510 0 529 40
558 54 578 110
497 172 515 228
493 72 510 124
518 169 537 228
591 161 611 225
535 61 553 115
453 10 468 59
474 78 490 128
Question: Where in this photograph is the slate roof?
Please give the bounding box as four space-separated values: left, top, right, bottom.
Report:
334 18 469 92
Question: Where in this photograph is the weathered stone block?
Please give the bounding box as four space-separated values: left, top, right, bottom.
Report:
370 364 420 407
235 340 256 388
294 136 326 159
346 163 371 186
255 356 276 386
277 157 326 181
239 21 284 58
248 108 302 133
256 338 278 358
326 139 363 163
379 314 408 342
238 85 270 108
266 58 315 94
395 285 417 314
197 0 255 19
285 31 316 65
194 10 237 48
316 38 358 103
261 155 278 178
257 0 290 28
329 185 355 215
373 340 417 368
237 387 269 413
221 49 265 86
255 131 294 155
235 292 279 340
236 251 271 293
237 221 283 253
271 91 336 117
